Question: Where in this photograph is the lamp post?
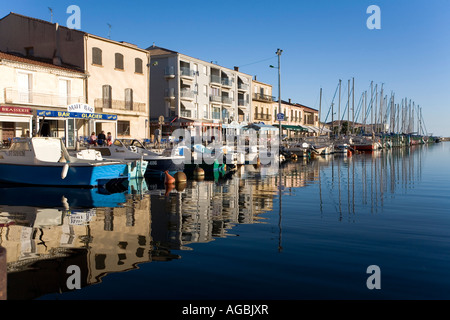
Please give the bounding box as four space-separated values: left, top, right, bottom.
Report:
270 48 283 253
270 48 283 165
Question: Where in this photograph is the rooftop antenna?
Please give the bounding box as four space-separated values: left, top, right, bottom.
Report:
48 7 53 23
107 23 112 39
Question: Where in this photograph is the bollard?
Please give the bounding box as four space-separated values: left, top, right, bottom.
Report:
0 246 6 300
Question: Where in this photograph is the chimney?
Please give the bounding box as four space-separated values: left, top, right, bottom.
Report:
234 66 239 72
254 75 257 81
53 23 62 66
288 98 291 104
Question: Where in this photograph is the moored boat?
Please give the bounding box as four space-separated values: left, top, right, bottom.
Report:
0 137 128 187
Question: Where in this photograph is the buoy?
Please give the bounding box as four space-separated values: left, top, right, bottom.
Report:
164 171 175 184
165 183 174 196
256 156 261 166
175 181 187 192
193 167 204 177
174 171 187 183
347 149 352 157
61 163 69 179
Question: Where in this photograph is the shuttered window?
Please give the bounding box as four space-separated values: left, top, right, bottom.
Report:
92 47 102 65
135 58 143 74
115 53 124 70
125 88 133 110
102 85 112 108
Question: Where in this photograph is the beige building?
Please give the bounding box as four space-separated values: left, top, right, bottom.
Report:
0 51 86 148
274 99 320 137
0 13 150 142
251 78 275 125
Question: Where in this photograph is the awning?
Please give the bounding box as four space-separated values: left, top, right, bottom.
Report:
238 76 249 84
242 123 279 132
181 101 195 110
272 124 308 132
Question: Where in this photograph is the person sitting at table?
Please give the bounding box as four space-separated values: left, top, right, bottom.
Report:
97 131 106 146
89 132 97 145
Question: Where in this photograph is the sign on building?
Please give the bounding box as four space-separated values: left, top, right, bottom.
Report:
276 113 285 121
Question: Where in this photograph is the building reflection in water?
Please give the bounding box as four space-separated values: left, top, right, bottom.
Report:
0 145 426 299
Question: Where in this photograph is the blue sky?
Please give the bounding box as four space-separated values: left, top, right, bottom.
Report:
2 0 449 136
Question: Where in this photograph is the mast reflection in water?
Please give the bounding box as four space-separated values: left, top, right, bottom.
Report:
1 143 450 300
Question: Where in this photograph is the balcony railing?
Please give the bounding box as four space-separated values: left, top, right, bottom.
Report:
238 83 249 91
210 95 222 103
212 111 221 120
4 88 84 107
255 114 272 121
164 88 175 99
94 98 146 113
252 93 275 102
180 67 195 78
165 66 175 78
210 74 221 85
180 110 192 118
222 96 232 104
180 89 195 100
238 98 249 106
221 78 232 87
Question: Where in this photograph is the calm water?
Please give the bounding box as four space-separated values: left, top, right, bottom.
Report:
1 142 449 300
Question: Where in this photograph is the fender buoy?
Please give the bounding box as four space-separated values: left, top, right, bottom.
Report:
347 149 352 157
174 171 187 183
61 163 69 179
194 167 204 177
164 171 175 184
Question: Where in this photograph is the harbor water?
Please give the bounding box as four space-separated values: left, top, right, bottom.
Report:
1 142 449 300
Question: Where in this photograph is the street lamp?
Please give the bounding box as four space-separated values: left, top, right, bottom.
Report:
270 48 283 165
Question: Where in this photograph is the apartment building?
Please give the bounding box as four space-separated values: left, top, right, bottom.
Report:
0 51 86 148
147 45 252 138
0 13 150 142
251 78 275 125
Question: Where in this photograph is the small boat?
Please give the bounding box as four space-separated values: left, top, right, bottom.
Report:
77 140 149 179
110 139 184 180
0 137 128 187
181 143 227 175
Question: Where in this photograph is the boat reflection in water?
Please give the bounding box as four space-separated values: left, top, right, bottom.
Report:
0 144 432 300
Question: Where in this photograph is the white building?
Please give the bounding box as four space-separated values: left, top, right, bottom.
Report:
147 45 252 138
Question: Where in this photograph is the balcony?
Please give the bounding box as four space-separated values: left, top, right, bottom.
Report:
94 98 146 115
254 113 272 121
222 96 232 105
4 88 84 107
165 66 175 79
180 89 195 100
164 88 175 100
210 95 222 103
180 67 195 79
180 110 193 118
252 93 275 102
238 98 249 107
238 82 249 91
221 78 232 87
210 74 221 86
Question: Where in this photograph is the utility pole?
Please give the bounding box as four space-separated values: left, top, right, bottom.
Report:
352 77 355 134
347 79 350 136
319 87 322 135
338 79 341 138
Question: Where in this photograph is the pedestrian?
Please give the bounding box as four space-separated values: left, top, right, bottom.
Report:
154 128 161 148
106 132 113 146
89 132 97 145
97 131 106 146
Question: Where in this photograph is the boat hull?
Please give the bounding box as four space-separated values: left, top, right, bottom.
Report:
0 162 128 187
144 157 185 179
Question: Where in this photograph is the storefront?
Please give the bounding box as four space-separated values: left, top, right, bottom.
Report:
36 109 118 149
0 106 33 147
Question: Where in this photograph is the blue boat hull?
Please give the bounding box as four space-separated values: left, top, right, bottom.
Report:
0 163 128 187
145 158 185 180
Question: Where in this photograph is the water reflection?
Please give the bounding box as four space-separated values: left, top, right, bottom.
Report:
0 144 431 299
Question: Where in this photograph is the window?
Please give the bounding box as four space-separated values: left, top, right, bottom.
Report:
135 58 143 74
102 85 112 108
203 65 207 75
92 47 102 65
115 53 124 70
203 85 208 96
59 79 71 106
118 121 130 136
17 72 32 103
125 88 133 110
